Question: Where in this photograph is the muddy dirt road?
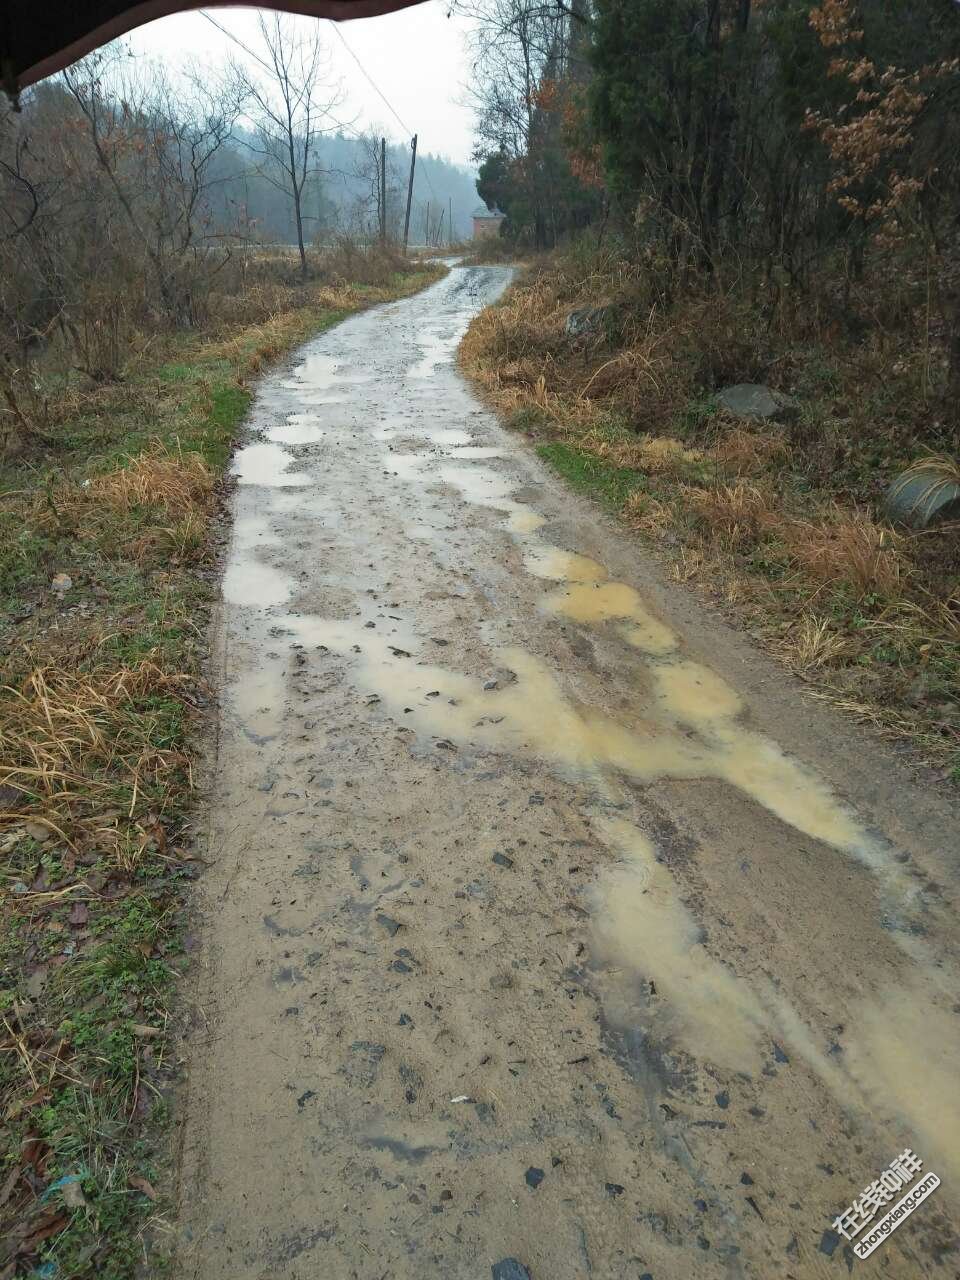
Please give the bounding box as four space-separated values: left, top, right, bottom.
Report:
177 266 959 1279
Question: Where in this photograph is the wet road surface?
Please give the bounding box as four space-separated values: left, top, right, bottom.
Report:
176 266 960 1279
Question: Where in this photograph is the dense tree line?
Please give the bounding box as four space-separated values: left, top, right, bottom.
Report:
466 0 960 399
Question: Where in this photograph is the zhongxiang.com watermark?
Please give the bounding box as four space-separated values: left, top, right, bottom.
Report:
832 1149 940 1260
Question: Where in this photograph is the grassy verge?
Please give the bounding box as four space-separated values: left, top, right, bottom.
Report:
460 250 959 782
0 261 445 1279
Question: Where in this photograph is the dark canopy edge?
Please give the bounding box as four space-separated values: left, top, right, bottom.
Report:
2 0 427 99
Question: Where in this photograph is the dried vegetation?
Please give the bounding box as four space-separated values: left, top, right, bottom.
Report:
460 245 960 777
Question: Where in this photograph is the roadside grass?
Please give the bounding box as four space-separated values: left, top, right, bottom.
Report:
0 259 445 1278
460 250 960 780
535 442 645 510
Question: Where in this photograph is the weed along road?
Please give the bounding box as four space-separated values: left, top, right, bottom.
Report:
176 265 960 1280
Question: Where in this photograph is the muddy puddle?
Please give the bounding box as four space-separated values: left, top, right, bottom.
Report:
408 330 461 379
588 815 768 1071
233 441 311 487
289 350 375 390
268 415 327 445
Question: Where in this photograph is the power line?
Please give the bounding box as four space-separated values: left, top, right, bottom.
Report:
200 9 442 216
200 11 277 78
325 22 439 206
326 22 412 138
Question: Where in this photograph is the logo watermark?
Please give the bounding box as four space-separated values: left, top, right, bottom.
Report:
832 1149 940 1260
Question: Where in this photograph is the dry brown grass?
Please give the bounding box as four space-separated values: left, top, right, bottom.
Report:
714 426 791 474
25 442 217 566
0 658 195 863
778 614 854 671
82 446 214 519
623 489 674 536
683 480 780 548
585 433 703 476
458 248 959 775
782 506 905 598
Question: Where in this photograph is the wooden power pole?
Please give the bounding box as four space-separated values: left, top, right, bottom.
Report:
403 134 418 253
380 136 387 243
448 197 453 247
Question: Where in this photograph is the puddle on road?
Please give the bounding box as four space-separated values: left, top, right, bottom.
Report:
269 416 327 445
439 464 514 502
290 351 374 390
440 463 542 532
408 331 459 379
524 545 607 583
546 581 678 657
508 509 546 533
223 512 294 610
233 442 311 488
428 429 474 447
229 658 286 743
591 817 960 1179
653 660 742 723
844 980 960 1183
404 522 439 542
278 613 879 866
223 558 294 609
591 816 767 1070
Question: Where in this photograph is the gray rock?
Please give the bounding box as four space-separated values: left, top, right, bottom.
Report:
819 1229 841 1257
884 466 960 529
716 383 798 422
564 306 610 339
492 1262 531 1280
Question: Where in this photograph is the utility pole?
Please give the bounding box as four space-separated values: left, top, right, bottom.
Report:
380 136 387 243
424 201 430 244
403 134 418 253
435 206 445 247
448 197 453 247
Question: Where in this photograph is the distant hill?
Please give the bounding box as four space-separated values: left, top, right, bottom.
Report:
206 129 480 246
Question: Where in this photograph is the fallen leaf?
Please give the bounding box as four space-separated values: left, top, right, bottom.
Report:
130 1024 161 1039
68 903 89 927
19 1211 68 1250
128 1175 158 1202
0 1165 20 1210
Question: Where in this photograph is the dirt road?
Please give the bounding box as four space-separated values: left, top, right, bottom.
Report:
176 266 960 1279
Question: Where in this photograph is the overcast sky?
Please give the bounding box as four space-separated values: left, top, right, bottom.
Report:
123 2 478 168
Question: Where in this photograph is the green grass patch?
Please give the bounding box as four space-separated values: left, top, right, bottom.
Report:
537 441 645 509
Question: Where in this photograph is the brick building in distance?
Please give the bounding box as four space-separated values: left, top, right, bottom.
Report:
472 204 506 240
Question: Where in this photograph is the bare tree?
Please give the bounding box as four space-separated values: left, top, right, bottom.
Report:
234 15 343 277
62 50 243 329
